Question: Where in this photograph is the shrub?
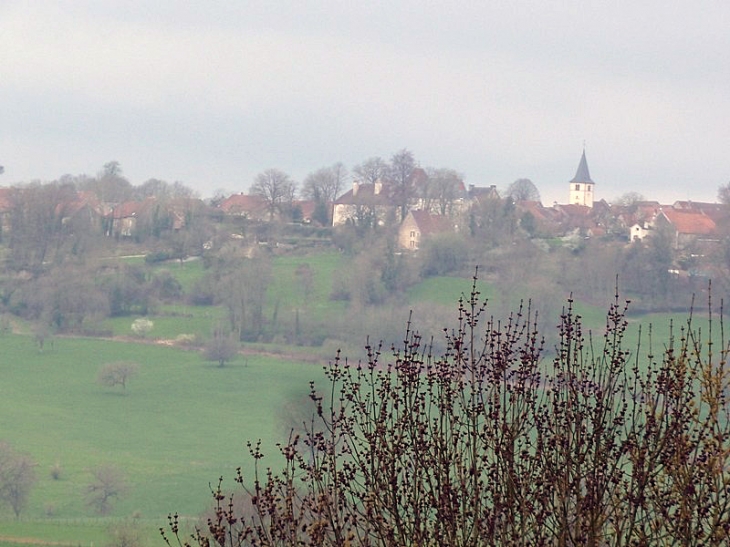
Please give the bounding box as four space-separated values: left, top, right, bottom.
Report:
131 318 153 337
50 462 63 480
165 280 730 546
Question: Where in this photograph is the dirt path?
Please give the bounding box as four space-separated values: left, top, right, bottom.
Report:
0 537 77 546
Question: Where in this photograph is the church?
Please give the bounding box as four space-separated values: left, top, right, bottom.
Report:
569 150 595 207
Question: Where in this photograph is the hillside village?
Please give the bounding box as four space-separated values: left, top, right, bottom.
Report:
0 151 725 263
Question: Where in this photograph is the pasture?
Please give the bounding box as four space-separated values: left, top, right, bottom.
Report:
0 249 718 545
0 333 326 543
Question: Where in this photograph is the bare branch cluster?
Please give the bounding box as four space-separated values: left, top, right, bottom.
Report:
165 279 730 546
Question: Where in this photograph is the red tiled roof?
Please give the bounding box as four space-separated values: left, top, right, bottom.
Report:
409 210 453 236
218 194 269 216
659 209 716 236
110 198 156 219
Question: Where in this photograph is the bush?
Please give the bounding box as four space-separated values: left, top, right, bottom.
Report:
166 279 730 546
131 318 153 337
419 232 469 277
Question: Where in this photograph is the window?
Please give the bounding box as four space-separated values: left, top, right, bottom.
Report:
575 184 581 191
410 230 416 238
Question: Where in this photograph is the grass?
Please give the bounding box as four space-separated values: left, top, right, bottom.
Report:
2 249 719 544
0 332 326 537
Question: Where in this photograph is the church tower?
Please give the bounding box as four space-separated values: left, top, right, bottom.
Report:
569 149 595 207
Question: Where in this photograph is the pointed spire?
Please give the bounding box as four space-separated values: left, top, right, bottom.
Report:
570 149 594 184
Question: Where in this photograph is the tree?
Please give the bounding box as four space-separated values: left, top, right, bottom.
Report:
301 163 347 204
424 167 463 216
106 519 145 547
86 464 126 514
0 441 37 518
166 278 730 546
352 157 388 185
97 362 139 391
203 327 239 367
215 253 272 341
388 148 417 221
84 161 134 204
719 181 730 205
250 169 296 221
507 177 541 201
612 191 645 207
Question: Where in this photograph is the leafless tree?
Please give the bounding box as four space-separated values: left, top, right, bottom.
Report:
250 169 296 221
718 181 730 205
86 464 127 515
0 441 37 518
507 177 541 201
301 163 347 203
352 157 388 185
388 148 417 220
97 362 139 391
204 326 239 367
425 167 463 215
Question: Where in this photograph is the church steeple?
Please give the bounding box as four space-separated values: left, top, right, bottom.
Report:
568 149 595 207
570 149 594 184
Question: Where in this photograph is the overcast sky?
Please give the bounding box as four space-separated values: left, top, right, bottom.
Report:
1 1 728 205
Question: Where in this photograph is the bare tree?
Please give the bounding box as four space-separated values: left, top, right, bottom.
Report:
0 441 37 518
425 167 463 216
301 163 347 204
352 157 388 185
250 169 296 221
203 327 239 367
718 181 730 205
388 148 417 220
507 177 541 201
97 362 139 391
86 464 127 515
612 191 646 207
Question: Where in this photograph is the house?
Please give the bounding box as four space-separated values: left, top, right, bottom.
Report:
55 191 108 234
569 150 595 207
332 180 397 227
167 197 207 230
107 198 157 237
398 210 454 250
217 193 270 221
654 208 718 249
514 200 561 236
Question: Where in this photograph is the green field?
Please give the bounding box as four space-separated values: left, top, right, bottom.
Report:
0 333 326 543
0 250 715 545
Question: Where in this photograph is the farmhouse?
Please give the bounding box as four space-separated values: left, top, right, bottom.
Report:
398 210 454 250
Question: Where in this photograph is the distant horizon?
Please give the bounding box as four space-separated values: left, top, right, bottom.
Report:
2 2 728 209
0 150 722 209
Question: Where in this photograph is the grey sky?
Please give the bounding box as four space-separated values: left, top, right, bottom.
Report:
1 1 728 205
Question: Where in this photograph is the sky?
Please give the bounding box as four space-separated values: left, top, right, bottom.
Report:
1 1 729 205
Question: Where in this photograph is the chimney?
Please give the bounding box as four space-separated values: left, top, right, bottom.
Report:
374 179 383 195
352 181 360 196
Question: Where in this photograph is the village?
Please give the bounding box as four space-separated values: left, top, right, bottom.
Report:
0 151 724 267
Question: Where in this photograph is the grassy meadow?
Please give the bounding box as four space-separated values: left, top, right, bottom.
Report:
0 249 718 545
